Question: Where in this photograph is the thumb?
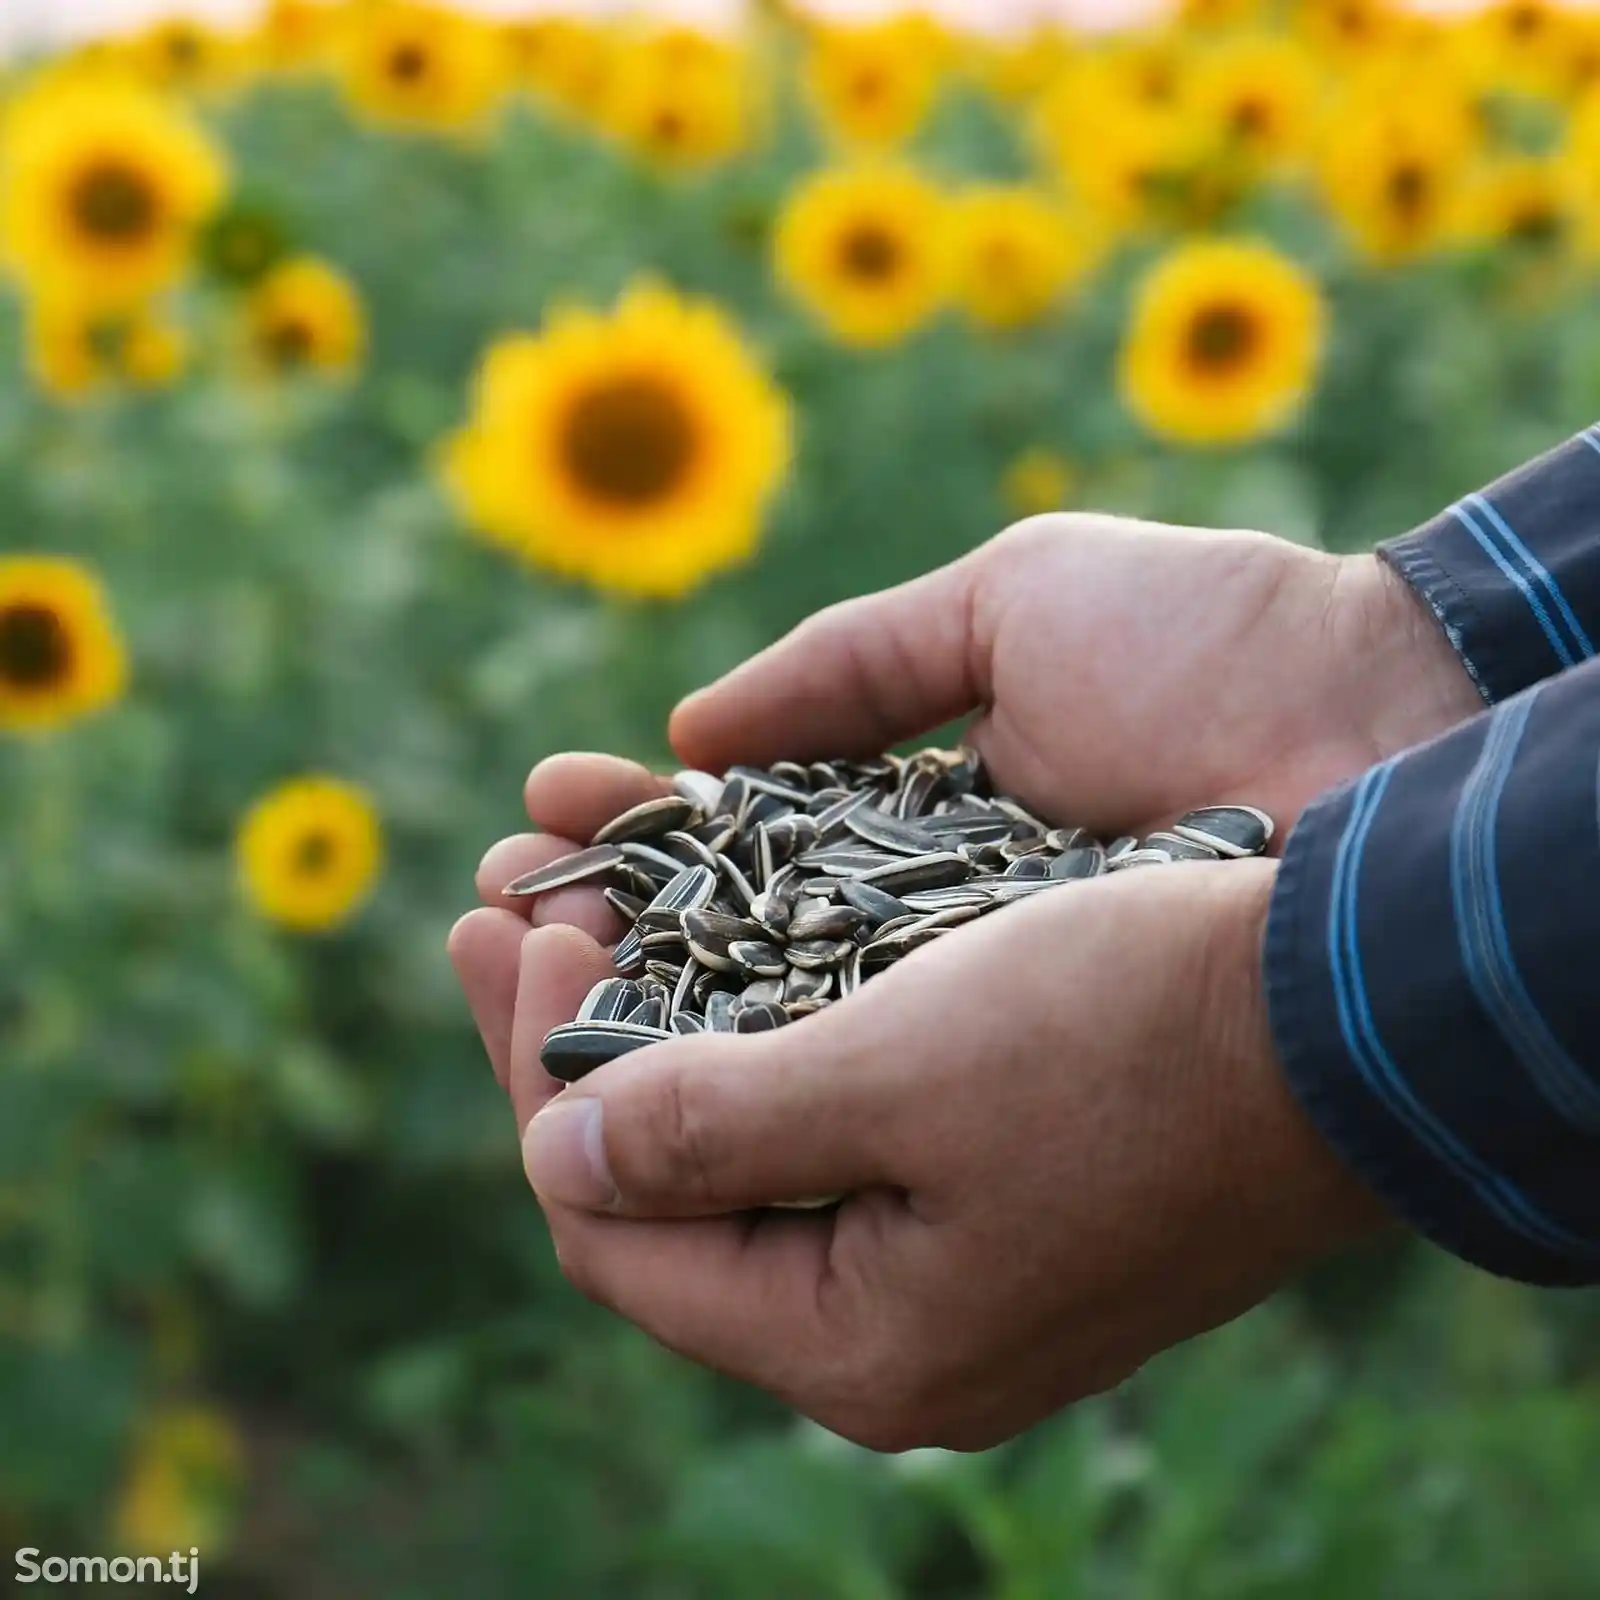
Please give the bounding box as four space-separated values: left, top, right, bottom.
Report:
520 1024 899 1217
668 552 993 772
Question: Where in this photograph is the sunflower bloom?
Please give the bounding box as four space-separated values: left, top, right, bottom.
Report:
237 778 384 932
603 29 752 172
0 557 128 732
339 1 509 135
123 316 190 389
1319 102 1471 266
1460 156 1578 253
971 28 1073 106
1180 0 1266 29
444 282 792 599
255 0 343 75
1317 59 1478 265
804 17 945 150
120 18 246 97
0 74 228 314
1002 449 1075 518
774 166 949 348
950 187 1095 331
1553 9 1600 100
115 1407 244 1557
504 17 615 123
1296 0 1416 65
26 299 191 400
1034 58 1206 233
1192 35 1320 175
1119 238 1324 448
1458 0 1569 99
243 256 367 378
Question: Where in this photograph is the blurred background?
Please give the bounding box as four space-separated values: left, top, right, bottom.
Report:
2 0 1600 1594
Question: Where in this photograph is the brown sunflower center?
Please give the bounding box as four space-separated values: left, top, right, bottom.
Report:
265 316 316 368
0 604 73 691
1138 63 1176 104
164 26 203 66
387 41 431 84
70 161 160 244
561 377 698 508
1185 302 1260 374
1509 204 1562 245
849 67 887 106
1386 160 1431 219
839 223 902 282
293 829 338 876
651 106 688 146
1231 97 1271 139
1332 2 1369 40
1507 3 1543 38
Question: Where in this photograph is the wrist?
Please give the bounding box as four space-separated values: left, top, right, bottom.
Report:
1332 552 1486 759
1203 862 1394 1265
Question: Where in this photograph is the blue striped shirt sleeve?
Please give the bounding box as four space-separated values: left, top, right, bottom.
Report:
1266 657 1600 1287
1379 428 1600 705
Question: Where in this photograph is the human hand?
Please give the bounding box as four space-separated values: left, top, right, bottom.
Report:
498 859 1389 1452
445 512 1462 1447
452 511 1481 1094
663 512 1483 842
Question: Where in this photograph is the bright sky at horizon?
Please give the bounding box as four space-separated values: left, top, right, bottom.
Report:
0 0 1526 54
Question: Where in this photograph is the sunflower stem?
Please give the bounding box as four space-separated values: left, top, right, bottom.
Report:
21 733 78 915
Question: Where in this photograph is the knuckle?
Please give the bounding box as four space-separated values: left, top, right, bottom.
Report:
992 509 1120 561
795 601 856 652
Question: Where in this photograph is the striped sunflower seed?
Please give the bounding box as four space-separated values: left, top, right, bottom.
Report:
534 750 1274 1091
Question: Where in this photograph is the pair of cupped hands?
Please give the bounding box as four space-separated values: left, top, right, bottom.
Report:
450 513 1483 1453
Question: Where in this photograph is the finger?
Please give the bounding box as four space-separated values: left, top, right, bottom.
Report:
523 753 671 841
519 997 908 1218
507 923 617 1133
540 1201 841 1393
477 833 622 940
668 555 991 771
447 908 528 1090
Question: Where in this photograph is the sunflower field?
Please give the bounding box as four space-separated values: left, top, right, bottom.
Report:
4 0 1600 1593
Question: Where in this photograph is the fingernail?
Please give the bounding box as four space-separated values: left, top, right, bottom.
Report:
523 1098 616 1210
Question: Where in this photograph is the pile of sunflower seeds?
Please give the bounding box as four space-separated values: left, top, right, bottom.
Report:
505 747 1273 1085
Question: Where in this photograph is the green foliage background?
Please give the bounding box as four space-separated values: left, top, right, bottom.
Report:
2 59 1599 1598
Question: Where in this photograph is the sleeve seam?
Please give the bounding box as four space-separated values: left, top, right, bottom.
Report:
1378 537 1499 707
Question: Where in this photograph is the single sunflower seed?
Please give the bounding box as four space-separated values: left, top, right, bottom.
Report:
505 845 625 899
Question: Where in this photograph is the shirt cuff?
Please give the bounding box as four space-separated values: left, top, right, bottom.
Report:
1263 746 1600 1290
1379 428 1600 705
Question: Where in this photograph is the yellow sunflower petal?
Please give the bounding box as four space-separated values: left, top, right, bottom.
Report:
114 1406 245 1557
1118 237 1324 447
951 186 1098 331
442 279 792 600
237 777 384 933
1001 449 1076 518
804 16 946 151
338 1 511 136
0 555 129 731
0 72 228 314
773 165 950 347
602 27 754 173
243 255 367 378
